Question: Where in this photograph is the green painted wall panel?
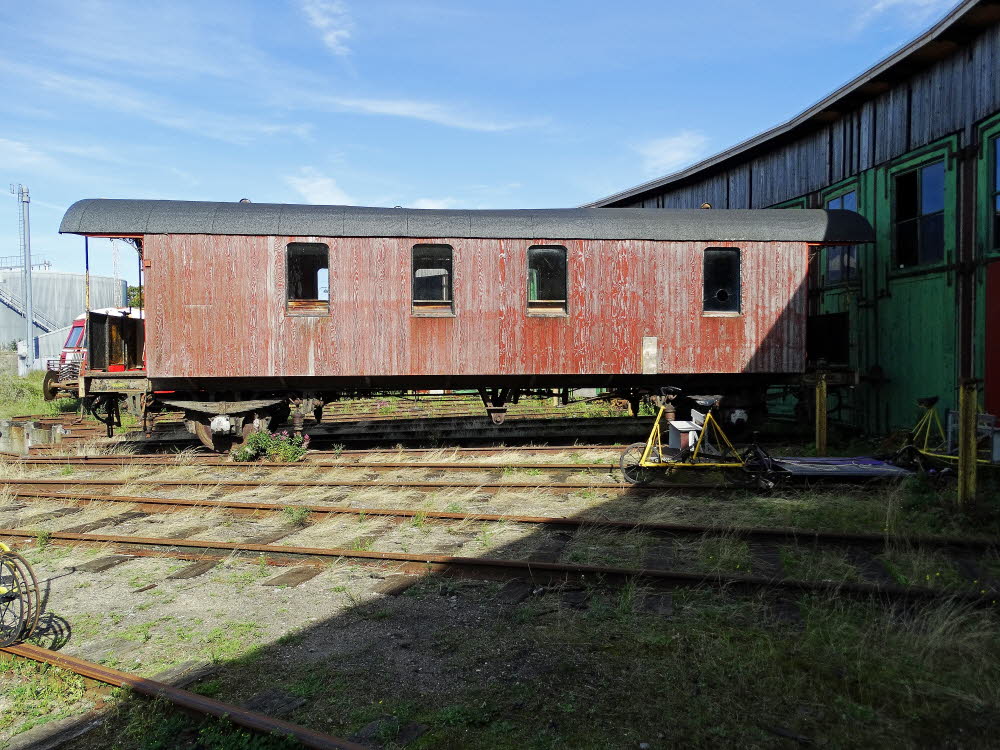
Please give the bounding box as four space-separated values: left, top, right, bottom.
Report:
876 275 957 428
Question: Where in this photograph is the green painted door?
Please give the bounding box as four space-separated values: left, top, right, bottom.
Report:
976 114 1000 415
874 138 958 430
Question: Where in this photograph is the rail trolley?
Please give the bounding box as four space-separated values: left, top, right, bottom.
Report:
619 398 776 487
894 396 1000 471
620 395 917 486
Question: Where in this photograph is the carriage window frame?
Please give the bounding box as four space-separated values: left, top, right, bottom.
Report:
411 244 455 317
526 245 568 316
286 242 330 316
702 247 741 316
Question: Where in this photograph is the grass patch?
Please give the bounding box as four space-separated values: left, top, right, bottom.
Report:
90 693 301 750
0 372 79 420
282 506 311 526
232 431 309 463
0 656 89 738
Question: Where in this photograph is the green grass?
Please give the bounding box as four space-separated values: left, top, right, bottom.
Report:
89 693 301 750
0 656 89 737
282 506 311 526
75 586 999 750
0 372 79 419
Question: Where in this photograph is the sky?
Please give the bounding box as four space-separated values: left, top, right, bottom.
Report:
0 0 960 284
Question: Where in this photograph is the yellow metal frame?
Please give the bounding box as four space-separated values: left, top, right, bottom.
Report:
908 403 994 467
0 542 15 597
639 406 744 470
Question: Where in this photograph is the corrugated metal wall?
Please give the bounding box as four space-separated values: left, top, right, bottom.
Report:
36 325 72 359
0 271 127 346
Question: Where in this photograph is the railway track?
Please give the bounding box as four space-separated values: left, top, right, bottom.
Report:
12 403 654 454
5 444 627 463
2 481 996 608
7 456 620 470
2 644 363 749
6 487 995 551
0 524 993 608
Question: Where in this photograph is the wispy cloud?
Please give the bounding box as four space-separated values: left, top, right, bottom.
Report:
326 96 544 132
0 138 59 170
286 167 354 204
0 61 311 145
300 0 354 56
636 131 710 176
855 0 954 30
411 197 459 209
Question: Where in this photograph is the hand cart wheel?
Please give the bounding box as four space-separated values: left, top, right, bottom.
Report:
620 442 657 486
0 542 41 647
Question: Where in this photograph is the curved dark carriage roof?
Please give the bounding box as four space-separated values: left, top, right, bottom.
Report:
60 199 874 243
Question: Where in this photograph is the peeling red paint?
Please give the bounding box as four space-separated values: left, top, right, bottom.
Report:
145 235 807 379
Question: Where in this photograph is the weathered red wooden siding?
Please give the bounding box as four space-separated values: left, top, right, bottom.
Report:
144 235 806 378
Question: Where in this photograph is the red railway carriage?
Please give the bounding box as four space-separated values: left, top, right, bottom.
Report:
57 199 873 449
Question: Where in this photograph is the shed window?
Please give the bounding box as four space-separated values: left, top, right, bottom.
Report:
993 136 1000 250
825 190 859 285
287 243 329 314
527 246 567 314
894 160 945 268
412 245 453 313
703 248 740 313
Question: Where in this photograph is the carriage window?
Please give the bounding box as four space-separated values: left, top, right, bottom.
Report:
527 246 567 314
412 244 453 314
703 248 740 314
286 243 329 314
894 160 945 268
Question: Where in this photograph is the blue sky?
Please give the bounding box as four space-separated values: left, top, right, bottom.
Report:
0 0 958 283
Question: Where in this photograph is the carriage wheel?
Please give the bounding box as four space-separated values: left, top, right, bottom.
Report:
0 546 41 647
620 442 656 485
194 421 254 454
42 370 60 402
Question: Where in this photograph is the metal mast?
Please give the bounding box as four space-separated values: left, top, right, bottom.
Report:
10 184 34 361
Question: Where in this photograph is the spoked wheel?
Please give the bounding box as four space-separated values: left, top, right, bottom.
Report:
0 546 41 647
620 442 657 486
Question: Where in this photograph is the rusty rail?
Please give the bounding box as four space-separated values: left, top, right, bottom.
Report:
6 444 624 460
8 458 616 470
2 643 365 750
0 527 994 605
6 488 997 551
1 477 635 491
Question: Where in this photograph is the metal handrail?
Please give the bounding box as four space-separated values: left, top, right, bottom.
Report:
0 284 60 332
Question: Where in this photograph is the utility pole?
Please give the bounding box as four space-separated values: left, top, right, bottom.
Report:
10 184 34 363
